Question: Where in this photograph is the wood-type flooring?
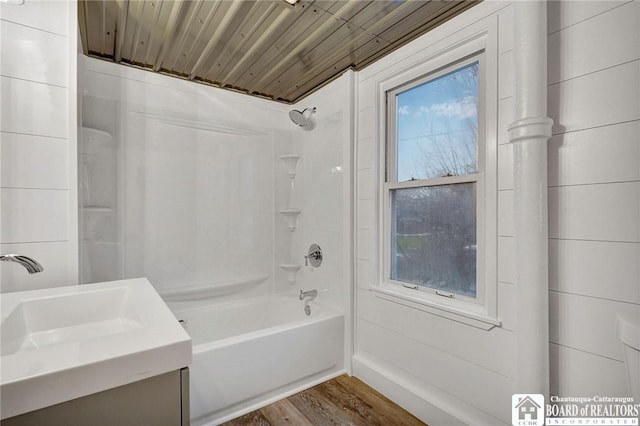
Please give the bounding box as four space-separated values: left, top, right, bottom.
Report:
221 374 426 426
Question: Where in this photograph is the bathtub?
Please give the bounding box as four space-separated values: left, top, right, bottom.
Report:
172 293 344 425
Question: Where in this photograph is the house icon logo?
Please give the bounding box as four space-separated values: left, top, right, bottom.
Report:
512 394 544 426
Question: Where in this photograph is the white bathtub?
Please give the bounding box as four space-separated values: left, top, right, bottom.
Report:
172 294 344 425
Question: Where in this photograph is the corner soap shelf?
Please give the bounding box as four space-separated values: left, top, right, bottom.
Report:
82 127 112 144
279 264 302 285
278 154 302 285
279 155 301 179
278 208 301 231
79 127 116 249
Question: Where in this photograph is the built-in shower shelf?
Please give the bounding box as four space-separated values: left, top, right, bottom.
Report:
279 155 301 179
279 264 301 285
279 264 301 273
81 127 112 144
278 209 301 231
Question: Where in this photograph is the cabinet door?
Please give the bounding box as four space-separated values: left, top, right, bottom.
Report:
3 369 189 426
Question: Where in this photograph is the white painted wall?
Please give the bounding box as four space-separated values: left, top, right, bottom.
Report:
0 0 78 293
353 3 515 424
353 1 639 424
545 0 640 398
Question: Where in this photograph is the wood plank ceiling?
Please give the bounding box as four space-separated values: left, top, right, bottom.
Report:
78 0 479 104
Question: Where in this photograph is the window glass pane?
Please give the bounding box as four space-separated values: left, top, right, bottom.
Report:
391 183 476 297
396 62 478 182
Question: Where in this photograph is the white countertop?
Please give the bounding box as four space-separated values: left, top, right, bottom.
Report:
0 278 191 419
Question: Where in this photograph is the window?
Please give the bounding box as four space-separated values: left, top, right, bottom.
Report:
387 58 480 300
381 51 494 316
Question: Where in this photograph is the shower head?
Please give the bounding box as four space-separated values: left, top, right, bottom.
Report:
289 107 316 127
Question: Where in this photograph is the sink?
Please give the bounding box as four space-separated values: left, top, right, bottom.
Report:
0 278 191 420
2 286 141 356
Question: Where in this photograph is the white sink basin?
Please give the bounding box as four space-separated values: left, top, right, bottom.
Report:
0 278 191 420
1 286 141 356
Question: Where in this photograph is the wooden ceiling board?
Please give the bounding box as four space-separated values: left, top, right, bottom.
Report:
313 0 373 25
355 0 428 41
118 0 143 61
83 0 115 57
113 0 129 62
278 2 453 101
229 1 328 90
137 0 174 65
152 0 188 71
79 0 480 104
101 1 119 58
212 5 295 86
197 1 277 81
281 33 385 101
273 0 476 102
160 0 208 73
172 1 234 75
261 18 376 97
378 1 475 47
248 2 362 94
312 0 355 16
128 0 161 63
188 0 261 80
160 0 221 74
269 1 422 100
341 0 407 36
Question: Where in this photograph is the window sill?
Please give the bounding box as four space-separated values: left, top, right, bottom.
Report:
369 286 501 331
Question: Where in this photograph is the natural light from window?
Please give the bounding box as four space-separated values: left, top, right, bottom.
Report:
388 61 479 298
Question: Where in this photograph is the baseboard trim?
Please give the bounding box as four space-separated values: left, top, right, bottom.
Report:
352 354 508 426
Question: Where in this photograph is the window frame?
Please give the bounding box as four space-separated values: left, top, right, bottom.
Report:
373 32 499 329
385 54 485 305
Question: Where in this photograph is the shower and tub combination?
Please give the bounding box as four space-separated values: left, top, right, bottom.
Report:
163 240 342 425
174 290 343 424
79 57 350 426
171 106 346 425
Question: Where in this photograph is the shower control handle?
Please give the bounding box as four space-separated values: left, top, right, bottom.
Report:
304 244 322 268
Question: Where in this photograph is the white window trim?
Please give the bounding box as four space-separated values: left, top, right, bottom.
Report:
385 53 485 306
372 22 499 330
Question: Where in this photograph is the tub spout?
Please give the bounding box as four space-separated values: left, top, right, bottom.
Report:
0 254 44 274
299 289 317 301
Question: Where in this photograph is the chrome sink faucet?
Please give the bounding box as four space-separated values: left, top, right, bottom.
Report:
0 254 44 274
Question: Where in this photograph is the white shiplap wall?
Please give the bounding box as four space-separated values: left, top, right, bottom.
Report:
353 1 639 424
353 2 516 425
0 1 78 293
546 0 640 397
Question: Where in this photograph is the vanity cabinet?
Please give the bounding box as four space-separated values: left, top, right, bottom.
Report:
2 368 189 426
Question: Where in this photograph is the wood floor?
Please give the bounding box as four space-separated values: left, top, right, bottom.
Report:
221 374 426 426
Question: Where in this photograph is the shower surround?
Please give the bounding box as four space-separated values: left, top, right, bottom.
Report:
79 56 352 423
